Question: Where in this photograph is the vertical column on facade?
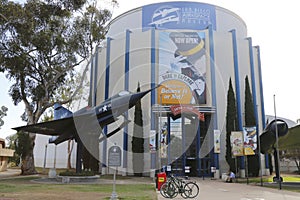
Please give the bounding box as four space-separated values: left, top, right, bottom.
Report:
255 45 269 175
247 37 262 178
93 46 100 172
102 37 112 170
150 27 157 170
196 120 201 177
167 115 171 167
89 52 94 107
123 30 131 170
230 29 245 177
182 115 186 176
93 47 99 106
208 25 219 177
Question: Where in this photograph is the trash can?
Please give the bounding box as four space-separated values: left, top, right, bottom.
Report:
157 172 167 191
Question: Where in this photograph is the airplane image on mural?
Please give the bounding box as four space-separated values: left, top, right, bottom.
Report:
152 7 180 18
13 87 157 145
149 15 179 27
149 7 180 27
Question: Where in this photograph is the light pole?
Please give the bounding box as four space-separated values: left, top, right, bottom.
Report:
256 104 263 186
273 94 282 190
43 144 48 174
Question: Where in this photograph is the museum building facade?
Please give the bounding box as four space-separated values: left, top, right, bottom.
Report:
90 1 267 178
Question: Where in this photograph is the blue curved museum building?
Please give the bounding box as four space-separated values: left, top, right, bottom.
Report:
89 1 267 178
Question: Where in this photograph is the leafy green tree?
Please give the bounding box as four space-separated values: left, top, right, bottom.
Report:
279 125 300 174
0 106 8 129
244 76 259 177
6 133 20 166
225 78 238 172
0 0 115 174
14 131 33 172
132 82 144 176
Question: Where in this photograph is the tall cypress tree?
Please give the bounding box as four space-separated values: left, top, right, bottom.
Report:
244 76 256 126
132 82 144 176
225 78 238 171
244 76 259 176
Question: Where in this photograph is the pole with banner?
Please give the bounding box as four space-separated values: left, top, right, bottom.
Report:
243 126 257 185
231 131 244 179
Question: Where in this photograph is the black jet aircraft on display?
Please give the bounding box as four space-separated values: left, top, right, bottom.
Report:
13 86 158 172
13 87 157 145
259 119 288 183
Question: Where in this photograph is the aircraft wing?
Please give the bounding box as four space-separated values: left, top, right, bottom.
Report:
12 117 75 136
12 117 79 145
12 112 103 145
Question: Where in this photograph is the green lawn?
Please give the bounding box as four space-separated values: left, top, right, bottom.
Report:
0 176 157 200
236 174 300 192
237 175 300 183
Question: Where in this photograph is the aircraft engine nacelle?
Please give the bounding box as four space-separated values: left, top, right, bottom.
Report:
259 119 288 154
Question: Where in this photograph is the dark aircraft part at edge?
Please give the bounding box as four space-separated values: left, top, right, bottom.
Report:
259 119 288 154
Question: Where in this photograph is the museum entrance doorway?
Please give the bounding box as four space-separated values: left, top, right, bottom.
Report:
159 113 212 177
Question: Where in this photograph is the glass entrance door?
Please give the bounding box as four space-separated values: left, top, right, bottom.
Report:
159 114 212 177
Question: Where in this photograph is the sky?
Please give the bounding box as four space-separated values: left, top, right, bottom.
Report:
1 0 300 140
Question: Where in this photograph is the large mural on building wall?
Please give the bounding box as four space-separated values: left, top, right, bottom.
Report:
158 31 207 105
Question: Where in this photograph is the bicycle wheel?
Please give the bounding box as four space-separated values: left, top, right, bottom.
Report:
160 182 177 198
183 182 199 198
160 182 170 198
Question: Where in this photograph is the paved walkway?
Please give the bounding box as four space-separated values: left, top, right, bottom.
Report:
157 178 300 200
0 168 21 178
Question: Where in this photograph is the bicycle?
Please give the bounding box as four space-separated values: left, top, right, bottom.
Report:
160 174 199 199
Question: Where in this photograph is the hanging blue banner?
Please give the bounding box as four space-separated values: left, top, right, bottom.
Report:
142 2 216 31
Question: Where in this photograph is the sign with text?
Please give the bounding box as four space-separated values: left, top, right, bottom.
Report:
142 2 216 31
170 105 204 121
108 145 122 167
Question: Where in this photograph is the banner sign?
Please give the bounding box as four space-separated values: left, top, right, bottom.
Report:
158 31 207 105
160 122 168 158
170 105 204 121
230 131 244 156
149 130 156 152
243 126 257 156
142 2 216 31
214 130 221 153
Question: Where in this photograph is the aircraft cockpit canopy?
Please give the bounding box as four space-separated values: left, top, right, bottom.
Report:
103 90 132 103
118 91 131 96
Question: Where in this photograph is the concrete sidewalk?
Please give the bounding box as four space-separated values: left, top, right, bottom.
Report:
157 178 300 200
0 168 21 178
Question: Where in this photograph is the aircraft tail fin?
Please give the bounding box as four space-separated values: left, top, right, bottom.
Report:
49 103 73 144
54 103 73 120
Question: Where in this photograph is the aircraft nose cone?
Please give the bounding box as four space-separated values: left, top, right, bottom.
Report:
269 120 288 137
129 89 153 108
